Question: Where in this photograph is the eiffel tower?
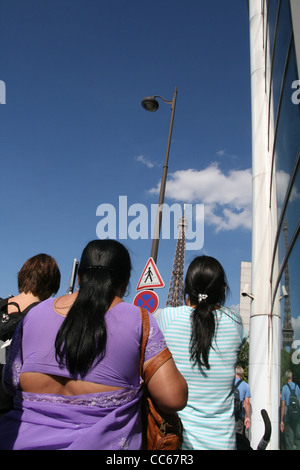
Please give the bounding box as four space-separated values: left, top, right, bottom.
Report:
282 220 294 350
165 209 188 307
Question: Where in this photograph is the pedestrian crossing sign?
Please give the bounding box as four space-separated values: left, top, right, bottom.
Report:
136 257 165 291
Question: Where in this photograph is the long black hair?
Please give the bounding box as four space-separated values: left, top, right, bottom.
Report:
184 255 229 372
55 239 131 377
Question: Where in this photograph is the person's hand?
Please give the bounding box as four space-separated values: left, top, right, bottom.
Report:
244 417 250 429
280 421 285 433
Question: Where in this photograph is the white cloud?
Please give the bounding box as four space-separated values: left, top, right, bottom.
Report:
276 170 300 206
229 303 240 313
148 163 252 232
216 149 238 160
136 155 158 169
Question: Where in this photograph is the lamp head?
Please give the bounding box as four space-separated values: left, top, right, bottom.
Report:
141 96 159 112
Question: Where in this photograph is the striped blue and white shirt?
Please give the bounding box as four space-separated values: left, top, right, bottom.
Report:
157 305 247 450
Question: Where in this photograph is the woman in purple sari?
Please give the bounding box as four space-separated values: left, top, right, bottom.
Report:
0 240 187 450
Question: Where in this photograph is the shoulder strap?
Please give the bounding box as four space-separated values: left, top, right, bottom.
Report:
20 301 40 316
139 307 150 378
139 307 173 385
143 348 172 385
0 299 21 313
287 383 292 393
1 299 39 315
235 379 243 389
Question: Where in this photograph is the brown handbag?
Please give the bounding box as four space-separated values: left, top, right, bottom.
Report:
139 307 183 450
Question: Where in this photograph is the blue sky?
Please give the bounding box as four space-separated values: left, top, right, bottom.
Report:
0 0 252 311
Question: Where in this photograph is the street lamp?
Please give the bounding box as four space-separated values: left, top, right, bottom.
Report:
141 87 178 264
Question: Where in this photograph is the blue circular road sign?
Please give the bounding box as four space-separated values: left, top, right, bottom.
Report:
133 290 159 314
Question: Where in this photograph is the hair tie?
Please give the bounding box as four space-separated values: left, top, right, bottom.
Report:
85 265 114 272
198 293 208 303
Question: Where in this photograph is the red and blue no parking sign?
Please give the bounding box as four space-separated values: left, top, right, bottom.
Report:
133 290 159 314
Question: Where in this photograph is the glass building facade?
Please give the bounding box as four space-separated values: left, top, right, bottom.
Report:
248 0 300 450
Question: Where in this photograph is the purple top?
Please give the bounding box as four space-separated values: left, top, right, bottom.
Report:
0 299 167 450
20 298 165 385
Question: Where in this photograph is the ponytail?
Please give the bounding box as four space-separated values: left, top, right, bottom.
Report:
55 240 131 377
185 256 228 372
190 298 215 371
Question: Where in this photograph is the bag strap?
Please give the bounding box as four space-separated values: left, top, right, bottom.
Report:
144 348 172 385
1 299 40 316
21 302 40 316
139 307 172 385
139 307 150 379
0 299 21 313
235 379 243 390
287 383 296 394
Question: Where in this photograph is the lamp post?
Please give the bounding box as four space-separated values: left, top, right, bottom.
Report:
141 87 178 264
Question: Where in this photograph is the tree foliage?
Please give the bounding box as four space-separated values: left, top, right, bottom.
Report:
237 341 249 382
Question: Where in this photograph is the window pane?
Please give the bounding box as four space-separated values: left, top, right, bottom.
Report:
274 42 300 219
271 0 292 119
280 236 300 450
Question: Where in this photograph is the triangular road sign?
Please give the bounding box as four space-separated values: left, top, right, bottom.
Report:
136 257 165 291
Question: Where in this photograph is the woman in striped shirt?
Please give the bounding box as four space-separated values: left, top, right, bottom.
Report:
157 255 247 450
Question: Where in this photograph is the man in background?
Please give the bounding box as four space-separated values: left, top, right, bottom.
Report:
281 370 300 450
235 365 251 437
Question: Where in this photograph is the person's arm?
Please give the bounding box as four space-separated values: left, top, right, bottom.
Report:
243 397 251 429
280 401 286 433
141 309 188 414
144 355 188 414
297 385 300 406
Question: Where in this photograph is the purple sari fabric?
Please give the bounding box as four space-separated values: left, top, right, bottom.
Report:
0 299 166 450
